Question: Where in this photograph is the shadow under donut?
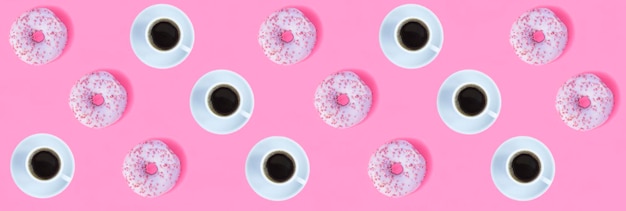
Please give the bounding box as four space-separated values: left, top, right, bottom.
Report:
590 71 619 124
44 5 74 57
402 137 432 189
291 6 323 59
106 69 133 122
541 6 574 56
159 138 187 193
351 69 379 123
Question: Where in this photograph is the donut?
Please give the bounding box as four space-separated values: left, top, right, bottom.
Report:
368 139 426 198
314 71 372 128
69 70 127 128
258 8 316 65
122 139 181 198
9 7 68 65
510 8 568 65
556 73 614 131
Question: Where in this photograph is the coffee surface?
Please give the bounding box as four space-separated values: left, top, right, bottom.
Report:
511 152 541 183
265 153 295 183
30 150 60 180
399 20 429 51
209 86 240 116
457 86 487 116
150 20 180 51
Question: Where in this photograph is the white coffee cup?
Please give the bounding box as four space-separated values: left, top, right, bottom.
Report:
190 69 254 135
380 4 444 69
204 83 251 120
491 136 555 201
246 136 310 201
130 4 194 69
11 133 75 198
437 69 501 135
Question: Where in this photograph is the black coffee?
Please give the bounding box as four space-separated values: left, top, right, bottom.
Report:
209 85 240 116
456 85 487 116
149 19 180 51
264 152 295 183
398 19 429 51
29 149 60 180
510 152 541 183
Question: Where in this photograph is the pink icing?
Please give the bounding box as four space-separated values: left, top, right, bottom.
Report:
32 30 44 43
337 93 349 106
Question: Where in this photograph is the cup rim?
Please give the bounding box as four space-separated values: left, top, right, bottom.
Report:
505 149 544 185
204 82 242 120
451 82 490 119
260 150 299 185
144 17 184 53
394 17 432 52
25 147 64 183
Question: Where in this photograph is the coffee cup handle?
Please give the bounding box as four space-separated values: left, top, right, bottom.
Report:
296 177 306 185
541 177 552 185
428 44 440 53
239 110 251 119
61 174 72 182
179 45 191 53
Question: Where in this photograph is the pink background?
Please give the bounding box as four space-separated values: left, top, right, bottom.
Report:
1 0 624 210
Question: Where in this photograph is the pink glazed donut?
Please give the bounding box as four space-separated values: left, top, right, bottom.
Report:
314 71 372 128
258 8 317 65
123 140 181 198
9 7 68 65
510 8 568 65
368 140 427 198
556 73 614 131
69 71 127 128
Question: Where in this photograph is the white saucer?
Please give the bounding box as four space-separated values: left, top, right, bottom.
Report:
10 133 75 198
491 136 555 201
245 136 310 201
190 69 254 135
379 4 444 69
437 69 501 134
130 4 194 69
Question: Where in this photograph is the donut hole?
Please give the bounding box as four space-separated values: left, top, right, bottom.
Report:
455 84 487 117
397 19 429 51
91 93 104 106
509 151 541 183
207 84 240 117
336 93 350 106
391 162 403 175
148 19 180 51
578 96 591 108
263 151 295 183
281 30 294 43
145 162 158 175
32 30 45 43
532 30 545 43
28 148 61 181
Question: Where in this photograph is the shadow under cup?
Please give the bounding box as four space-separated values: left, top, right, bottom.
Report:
28 148 61 181
148 18 181 51
454 84 489 117
397 18 430 51
206 84 241 117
